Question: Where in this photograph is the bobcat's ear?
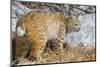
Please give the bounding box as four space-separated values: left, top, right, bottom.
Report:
65 16 70 22
77 13 81 17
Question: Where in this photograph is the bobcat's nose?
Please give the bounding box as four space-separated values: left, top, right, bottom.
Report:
76 26 80 32
77 27 80 31
78 28 80 31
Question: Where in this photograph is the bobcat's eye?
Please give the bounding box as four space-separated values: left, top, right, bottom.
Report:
75 23 78 26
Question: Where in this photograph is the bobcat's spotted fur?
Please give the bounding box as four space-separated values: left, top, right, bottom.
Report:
16 11 80 64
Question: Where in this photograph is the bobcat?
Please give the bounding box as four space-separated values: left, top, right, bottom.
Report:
16 11 80 64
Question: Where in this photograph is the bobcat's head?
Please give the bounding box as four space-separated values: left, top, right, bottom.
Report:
65 16 80 33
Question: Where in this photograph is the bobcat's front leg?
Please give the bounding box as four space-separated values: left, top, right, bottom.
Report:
53 25 65 61
54 25 65 53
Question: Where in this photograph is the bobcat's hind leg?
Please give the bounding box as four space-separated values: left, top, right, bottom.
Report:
28 38 47 64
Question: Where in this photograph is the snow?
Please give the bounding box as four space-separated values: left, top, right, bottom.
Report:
12 18 18 32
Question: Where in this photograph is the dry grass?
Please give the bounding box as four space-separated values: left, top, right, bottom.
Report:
43 47 95 64
17 46 96 65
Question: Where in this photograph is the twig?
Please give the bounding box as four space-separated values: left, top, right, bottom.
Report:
72 6 95 14
11 57 19 66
